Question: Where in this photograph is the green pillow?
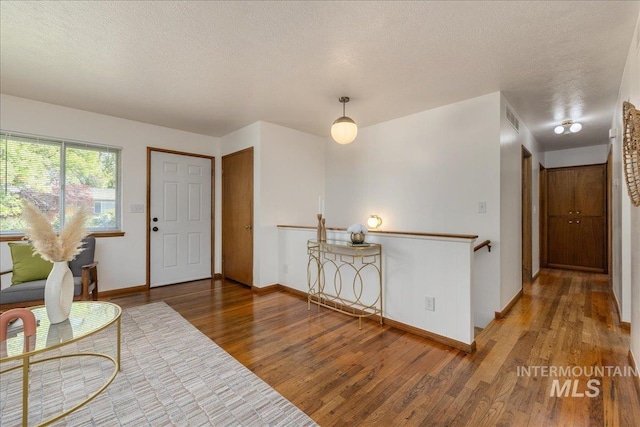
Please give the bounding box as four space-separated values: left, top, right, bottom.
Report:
8 243 54 285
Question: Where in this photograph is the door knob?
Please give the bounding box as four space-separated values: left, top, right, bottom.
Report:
576 220 581 224
576 211 580 215
152 227 159 232
153 217 158 222
245 225 252 230
569 220 573 224
569 211 573 215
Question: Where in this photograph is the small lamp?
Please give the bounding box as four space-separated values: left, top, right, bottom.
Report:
367 215 382 229
331 97 358 144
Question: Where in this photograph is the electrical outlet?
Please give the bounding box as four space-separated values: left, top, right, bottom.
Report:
477 201 487 213
425 296 435 311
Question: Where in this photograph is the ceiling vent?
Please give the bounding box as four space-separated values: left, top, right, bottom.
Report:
506 106 520 133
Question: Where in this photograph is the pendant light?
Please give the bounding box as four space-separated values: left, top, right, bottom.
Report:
331 96 358 144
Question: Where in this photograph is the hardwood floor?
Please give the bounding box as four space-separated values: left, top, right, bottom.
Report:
108 269 640 426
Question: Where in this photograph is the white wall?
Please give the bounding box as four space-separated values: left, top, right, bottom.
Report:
0 94 219 292
611 12 640 361
320 91 544 327
219 121 325 287
324 92 503 327
258 122 325 287
499 95 542 310
542 144 609 169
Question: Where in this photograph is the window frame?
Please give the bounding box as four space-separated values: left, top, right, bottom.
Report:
0 130 123 237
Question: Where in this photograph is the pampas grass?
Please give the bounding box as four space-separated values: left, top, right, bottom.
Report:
22 201 89 262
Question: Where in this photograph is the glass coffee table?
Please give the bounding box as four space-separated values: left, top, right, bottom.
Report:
0 301 121 426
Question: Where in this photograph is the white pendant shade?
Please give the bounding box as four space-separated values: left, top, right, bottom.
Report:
331 116 358 144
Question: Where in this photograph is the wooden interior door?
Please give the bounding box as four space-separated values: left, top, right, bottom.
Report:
574 165 605 216
222 147 253 286
548 168 574 216
548 217 573 266
573 217 605 270
546 164 606 272
522 147 532 283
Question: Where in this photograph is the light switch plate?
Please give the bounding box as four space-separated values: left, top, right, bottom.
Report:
478 201 487 213
130 204 145 213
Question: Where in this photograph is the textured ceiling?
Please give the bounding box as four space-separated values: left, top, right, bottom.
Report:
1 1 639 151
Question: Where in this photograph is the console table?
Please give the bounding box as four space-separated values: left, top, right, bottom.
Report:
0 301 121 426
307 239 383 328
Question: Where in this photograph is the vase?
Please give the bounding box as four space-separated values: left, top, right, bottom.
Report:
350 232 365 244
45 261 74 324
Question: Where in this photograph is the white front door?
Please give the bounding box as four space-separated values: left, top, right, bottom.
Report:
150 151 212 287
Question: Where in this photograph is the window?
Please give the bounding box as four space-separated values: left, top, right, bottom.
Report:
0 132 121 234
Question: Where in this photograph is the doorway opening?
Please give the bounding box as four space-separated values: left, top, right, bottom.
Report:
522 146 532 285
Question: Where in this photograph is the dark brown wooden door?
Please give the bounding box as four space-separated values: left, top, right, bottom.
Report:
548 217 573 266
573 217 605 270
546 164 606 272
574 165 605 216
548 169 574 216
222 148 253 286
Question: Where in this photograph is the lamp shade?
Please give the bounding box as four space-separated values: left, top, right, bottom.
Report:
331 116 358 145
367 215 382 229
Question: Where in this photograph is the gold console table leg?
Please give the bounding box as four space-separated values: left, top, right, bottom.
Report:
22 356 29 427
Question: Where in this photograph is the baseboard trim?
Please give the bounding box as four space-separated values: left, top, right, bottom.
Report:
252 284 281 295
214 273 223 280
630 350 640 392
532 271 540 282
610 288 629 329
621 321 631 330
495 289 523 319
1 284 149 310
383 317 476 353
276 283 476 354
100 285 148 299
276 284 308 300
547 263 605 273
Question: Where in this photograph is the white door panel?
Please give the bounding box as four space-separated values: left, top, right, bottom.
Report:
150 151 211 287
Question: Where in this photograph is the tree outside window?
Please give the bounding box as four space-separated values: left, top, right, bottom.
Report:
0 133 121 233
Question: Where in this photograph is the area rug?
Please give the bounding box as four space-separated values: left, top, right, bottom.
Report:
0 302 317 426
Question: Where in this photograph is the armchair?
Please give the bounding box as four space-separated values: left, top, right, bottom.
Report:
0 236 98 310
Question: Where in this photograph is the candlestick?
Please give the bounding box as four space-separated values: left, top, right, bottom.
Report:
320 218 327 242
317 214 323 241
318 196 322 215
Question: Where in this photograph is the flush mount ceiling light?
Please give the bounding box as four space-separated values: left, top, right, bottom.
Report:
331 96 358 144
554 119 582 135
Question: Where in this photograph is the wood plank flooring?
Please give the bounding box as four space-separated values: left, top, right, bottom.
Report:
108 269 640 426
